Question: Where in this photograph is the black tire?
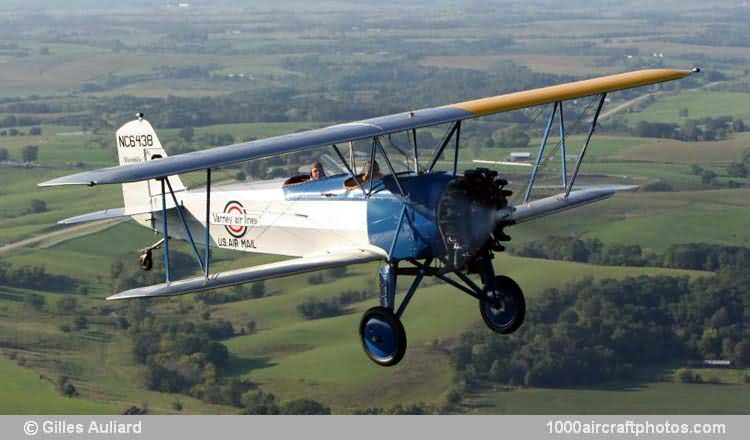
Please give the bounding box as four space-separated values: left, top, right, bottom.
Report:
139 250 153 271
479 275 525 334
359 306 407 367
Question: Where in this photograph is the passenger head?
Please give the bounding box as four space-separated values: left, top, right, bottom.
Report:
310 161 325 180
363 160 381 181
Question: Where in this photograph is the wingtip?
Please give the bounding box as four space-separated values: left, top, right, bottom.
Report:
591 184 640 193
609 184 640 192
38 176 96 187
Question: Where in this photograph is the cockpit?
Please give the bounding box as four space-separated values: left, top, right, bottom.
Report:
282 159 388 193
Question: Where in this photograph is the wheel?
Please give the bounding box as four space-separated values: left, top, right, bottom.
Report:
139 250 153 271
359 306 407 367
479 275 525 334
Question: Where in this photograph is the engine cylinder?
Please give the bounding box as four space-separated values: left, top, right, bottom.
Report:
436 169 512 269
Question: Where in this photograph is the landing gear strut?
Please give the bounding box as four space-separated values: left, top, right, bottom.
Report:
357 257 526 367
358 262 421 367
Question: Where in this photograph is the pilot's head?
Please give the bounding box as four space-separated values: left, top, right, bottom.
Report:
310 161 325 180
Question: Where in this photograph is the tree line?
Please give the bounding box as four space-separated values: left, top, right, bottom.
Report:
195 282 267 305
124 300 329 414
0 259 78 292
297 288 375 320
631 116 745 142
511 237 750 271
452 268 750 389
108 256 332 413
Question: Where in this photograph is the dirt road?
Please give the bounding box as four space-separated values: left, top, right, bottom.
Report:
0 219 122 256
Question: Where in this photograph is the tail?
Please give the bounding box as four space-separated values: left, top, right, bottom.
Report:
116 116 185 213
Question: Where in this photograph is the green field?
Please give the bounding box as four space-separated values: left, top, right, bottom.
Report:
0 168 121 244
467 381 750 414
609 133 750 165
0 356 116 414
511 189 750 250
628 91 750 125
159 122 325 144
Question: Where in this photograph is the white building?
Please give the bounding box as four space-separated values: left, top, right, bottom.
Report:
508 152 532 162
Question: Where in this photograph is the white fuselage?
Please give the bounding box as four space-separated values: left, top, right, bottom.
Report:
134 178 371 258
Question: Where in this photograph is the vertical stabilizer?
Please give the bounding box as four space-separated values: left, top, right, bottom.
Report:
115 117 185 213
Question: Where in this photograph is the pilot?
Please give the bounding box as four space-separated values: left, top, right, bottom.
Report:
344 160 383 190
310 161 326 180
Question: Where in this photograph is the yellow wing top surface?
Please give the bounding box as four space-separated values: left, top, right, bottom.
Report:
451 68 695 116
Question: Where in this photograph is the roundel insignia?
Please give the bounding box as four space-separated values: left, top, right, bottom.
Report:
224 200 248 238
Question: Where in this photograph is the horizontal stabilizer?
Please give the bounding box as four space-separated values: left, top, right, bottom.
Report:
107 248 383 300
57 190 185 225
499 185 638 224
57 202 178 224
58 208 130 225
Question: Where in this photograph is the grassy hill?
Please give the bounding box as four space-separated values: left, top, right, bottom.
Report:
0 356 117 414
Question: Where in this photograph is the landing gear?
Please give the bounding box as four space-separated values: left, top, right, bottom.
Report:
480 275 525 334
359 306 407 367
357 257 526 366
358 262 423 367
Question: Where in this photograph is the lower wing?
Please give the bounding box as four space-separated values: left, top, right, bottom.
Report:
107 247 384 300
499 184 638 224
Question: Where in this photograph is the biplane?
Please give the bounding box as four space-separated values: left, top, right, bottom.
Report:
40 68 697 366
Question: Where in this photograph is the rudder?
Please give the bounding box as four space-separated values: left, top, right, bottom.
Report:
115 116 185 213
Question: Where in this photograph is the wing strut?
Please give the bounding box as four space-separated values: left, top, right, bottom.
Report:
332 144 367 196
524 102 558 202
453 121 461 176
160 178 171 282
521 93 607 202
566 93 606 198
205 168 211 279
157 169 214 283
375 137 406 196
166 178 205 273
559 102 568 188
388 205 408 261
367 138 377 195
410 128 419 174
427 121 460 173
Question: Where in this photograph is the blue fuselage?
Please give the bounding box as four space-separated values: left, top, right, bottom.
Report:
283 172 454 261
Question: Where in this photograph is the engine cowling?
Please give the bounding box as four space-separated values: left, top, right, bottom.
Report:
436 168 512 269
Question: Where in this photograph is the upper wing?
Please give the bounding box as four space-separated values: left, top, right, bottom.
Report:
40 68 695 187
452 68 694 116
106 247 383 300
